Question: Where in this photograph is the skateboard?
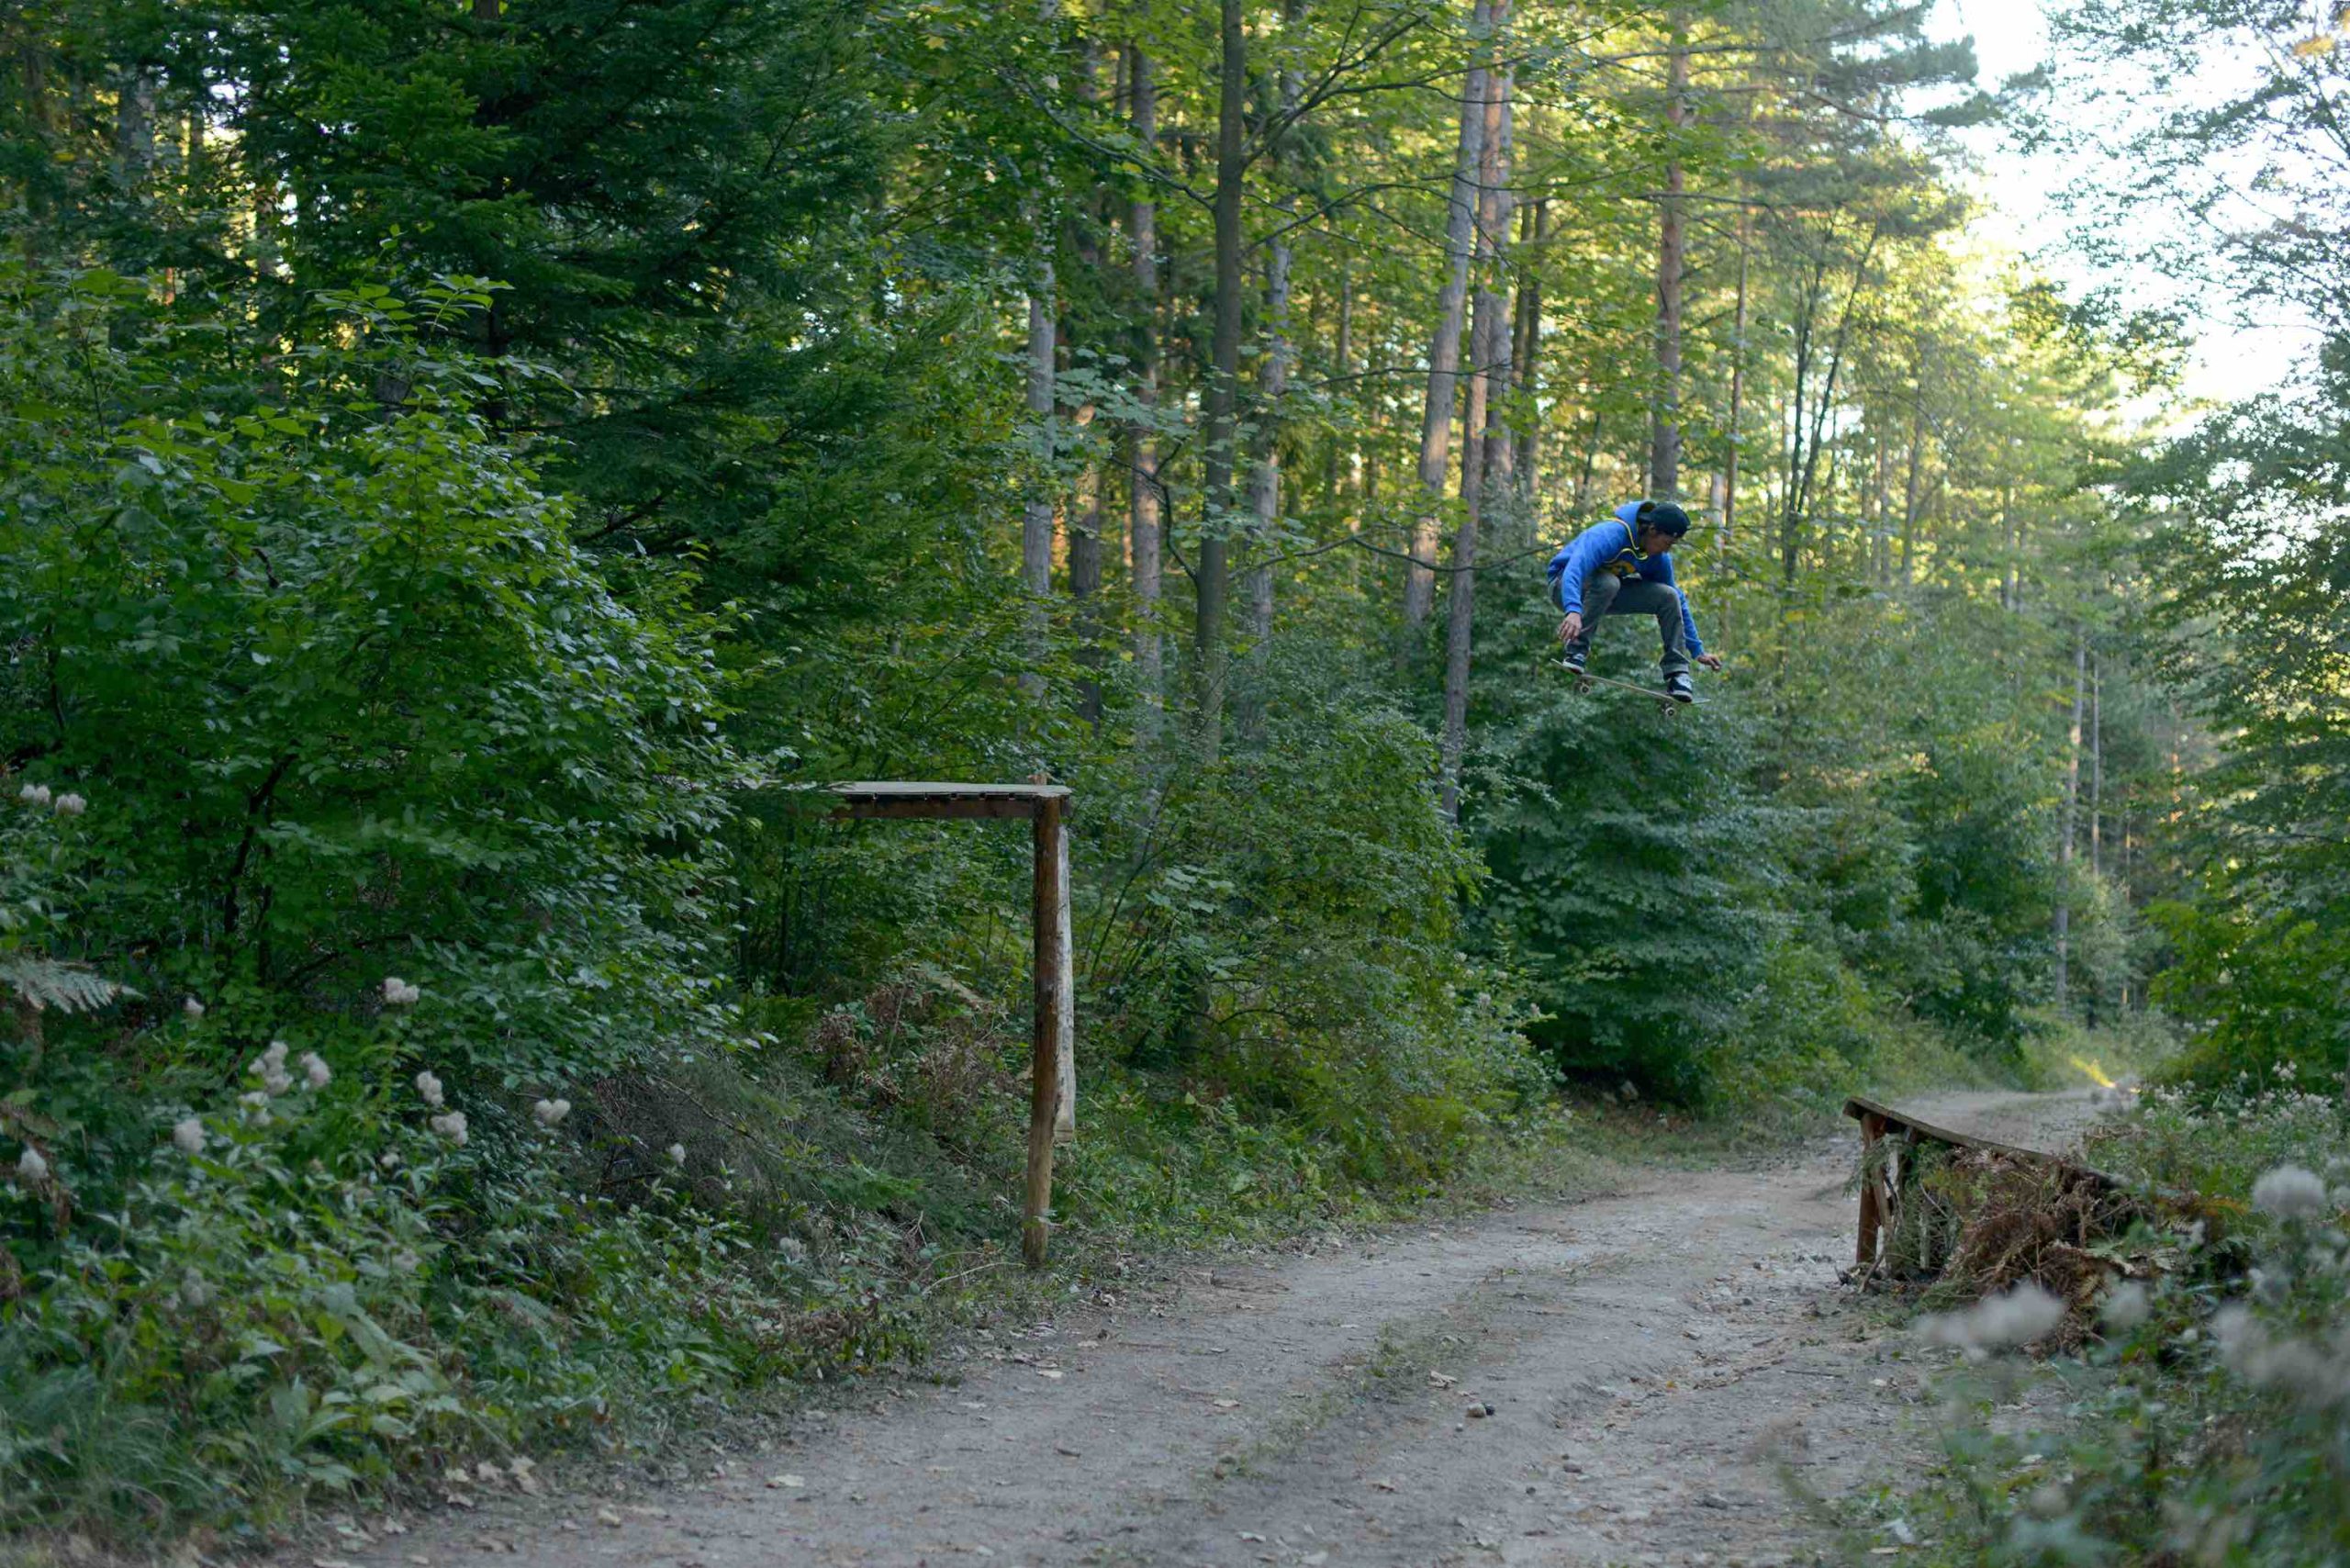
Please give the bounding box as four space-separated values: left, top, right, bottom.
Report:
1557 659 1696 714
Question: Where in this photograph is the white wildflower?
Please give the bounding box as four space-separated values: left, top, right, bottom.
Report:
2100 1280 2150 1332
181 1269 213 1310
16 1147 48 1183
1919 1282 2068 1355
382 976 421 1007
532 1098 571 1128
415 1070 445 1108
172 1117 206 1156
379 1149 403 1170
430 1110 469 1147
2213 1303 2339 1397
667 1142 687 1169
251 1039 292 1095
17 783 50 808
183 996 206 1019
299 1051 331 1090
2252 1165 2330 1221
50 791 85 817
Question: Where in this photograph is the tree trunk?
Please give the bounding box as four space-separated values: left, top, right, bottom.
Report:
114 63 158 181
1442 17 1512 818
1900 338 1925 586
1022 271 1058 696
1072 464 1104 729
1572 409 1603 515
2054 631 2087 1014
1724 209 1750 561
1781 262 1820 586
1404 0 1492 633
1127 46 1164 720
1478 68 1518 521
1327 256 1352 507
2001 484 2020 611
1195 0 1248 756
1510 198 1549 510
1246 14 1302 653
1794 224 1879 552
1648 22 1688 500
2089 652 2103 878
1456 19 1508 524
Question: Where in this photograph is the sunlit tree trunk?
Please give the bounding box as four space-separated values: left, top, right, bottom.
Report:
2090 652 2103 878
1724 210 1750 557
1405 0 1491 635
2055 632 2087 1013
1900 338 1925 586
1442 13 1511 818
1649 19 1688 500
1022 271 1058 697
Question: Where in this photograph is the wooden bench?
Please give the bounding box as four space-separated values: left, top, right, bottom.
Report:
1842 1095 2122 1278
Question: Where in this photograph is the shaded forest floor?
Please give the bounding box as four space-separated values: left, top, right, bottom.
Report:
288 1091 2097 1568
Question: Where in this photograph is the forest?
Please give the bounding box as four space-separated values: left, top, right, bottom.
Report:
1 0 2344 1558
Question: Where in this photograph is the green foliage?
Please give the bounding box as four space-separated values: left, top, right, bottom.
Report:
0 267 773 1539
2126 375 2350 1092
0 266 741 1097
0 0 2229 1546
1473 669 1776 1098
1898 1081 2350 1567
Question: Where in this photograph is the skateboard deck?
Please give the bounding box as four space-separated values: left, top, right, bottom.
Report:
1557 660 1696 712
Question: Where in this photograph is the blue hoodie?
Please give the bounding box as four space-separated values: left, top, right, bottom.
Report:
1544 500 1706 657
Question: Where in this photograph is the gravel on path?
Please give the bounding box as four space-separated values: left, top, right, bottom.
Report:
309 1089 2096 1568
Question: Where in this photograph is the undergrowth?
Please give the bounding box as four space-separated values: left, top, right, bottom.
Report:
1860 1070 2350 1566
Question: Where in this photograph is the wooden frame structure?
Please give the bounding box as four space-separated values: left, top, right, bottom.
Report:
824 783 1074 1266
1842 1093 2120 1277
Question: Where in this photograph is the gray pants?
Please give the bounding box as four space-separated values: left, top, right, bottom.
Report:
1566 572 1690 675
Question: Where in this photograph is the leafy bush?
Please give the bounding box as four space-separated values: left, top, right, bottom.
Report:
0 265 741 1107
0 266 787 1539
1897 1079 2350 1566
1472 668 1776 1099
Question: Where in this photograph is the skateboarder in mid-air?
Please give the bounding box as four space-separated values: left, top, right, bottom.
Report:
1546 498 1724 703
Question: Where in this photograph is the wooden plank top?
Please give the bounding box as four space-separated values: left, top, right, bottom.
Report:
822 781 1072 801
1842 1093 2117 1183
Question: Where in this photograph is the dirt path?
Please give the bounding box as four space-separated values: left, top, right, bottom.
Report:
330 1091 2096 1568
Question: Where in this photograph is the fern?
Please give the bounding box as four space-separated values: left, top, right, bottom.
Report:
0 957 127 1014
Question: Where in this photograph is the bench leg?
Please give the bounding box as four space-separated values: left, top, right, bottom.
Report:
1856 1112 1887 1269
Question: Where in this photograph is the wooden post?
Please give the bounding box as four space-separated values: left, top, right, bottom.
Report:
820 783 1077 1265
1855 1111 1886 1269
1025 796 1068 1266
1052 809 1076 1141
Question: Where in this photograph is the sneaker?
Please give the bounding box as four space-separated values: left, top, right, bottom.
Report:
1561 649 1586 676
1664 671 1695 703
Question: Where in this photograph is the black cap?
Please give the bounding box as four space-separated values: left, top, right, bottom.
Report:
1636 500 1693 537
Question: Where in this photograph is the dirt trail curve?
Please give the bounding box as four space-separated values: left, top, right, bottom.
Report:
332 1091 2097 1568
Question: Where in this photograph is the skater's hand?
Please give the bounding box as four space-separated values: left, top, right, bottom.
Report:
1696 652 1723 671
1557 611 1583 645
